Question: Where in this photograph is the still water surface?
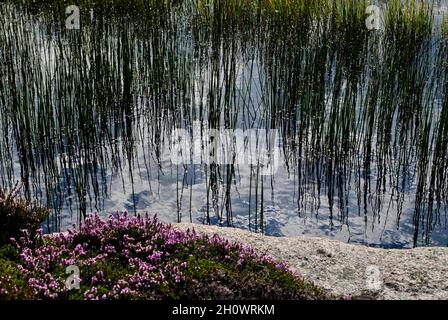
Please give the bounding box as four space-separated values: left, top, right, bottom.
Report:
1 1 448 247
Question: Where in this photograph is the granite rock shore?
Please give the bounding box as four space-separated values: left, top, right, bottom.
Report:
175 223 448 300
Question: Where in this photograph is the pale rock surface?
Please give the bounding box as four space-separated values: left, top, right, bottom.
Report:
175 223 448 300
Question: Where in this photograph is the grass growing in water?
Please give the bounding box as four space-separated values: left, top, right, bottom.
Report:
0 0 447 247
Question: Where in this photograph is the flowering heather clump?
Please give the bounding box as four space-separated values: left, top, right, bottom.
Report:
0 213 331 300
0 182 49 246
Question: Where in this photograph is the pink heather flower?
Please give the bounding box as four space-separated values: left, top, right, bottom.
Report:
84 287 99 300
12 212 296 300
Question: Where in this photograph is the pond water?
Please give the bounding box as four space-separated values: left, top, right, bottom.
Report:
1 0 448 248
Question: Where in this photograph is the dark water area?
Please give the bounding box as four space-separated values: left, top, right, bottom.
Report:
1 0 448 248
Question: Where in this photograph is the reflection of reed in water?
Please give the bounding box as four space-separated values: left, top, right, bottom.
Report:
0 0 447 246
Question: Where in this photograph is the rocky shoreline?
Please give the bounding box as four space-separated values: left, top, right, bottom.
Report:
175 223 448 300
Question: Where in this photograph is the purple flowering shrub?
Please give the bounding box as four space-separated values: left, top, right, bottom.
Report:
0 183 49 246
1 213 331 300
